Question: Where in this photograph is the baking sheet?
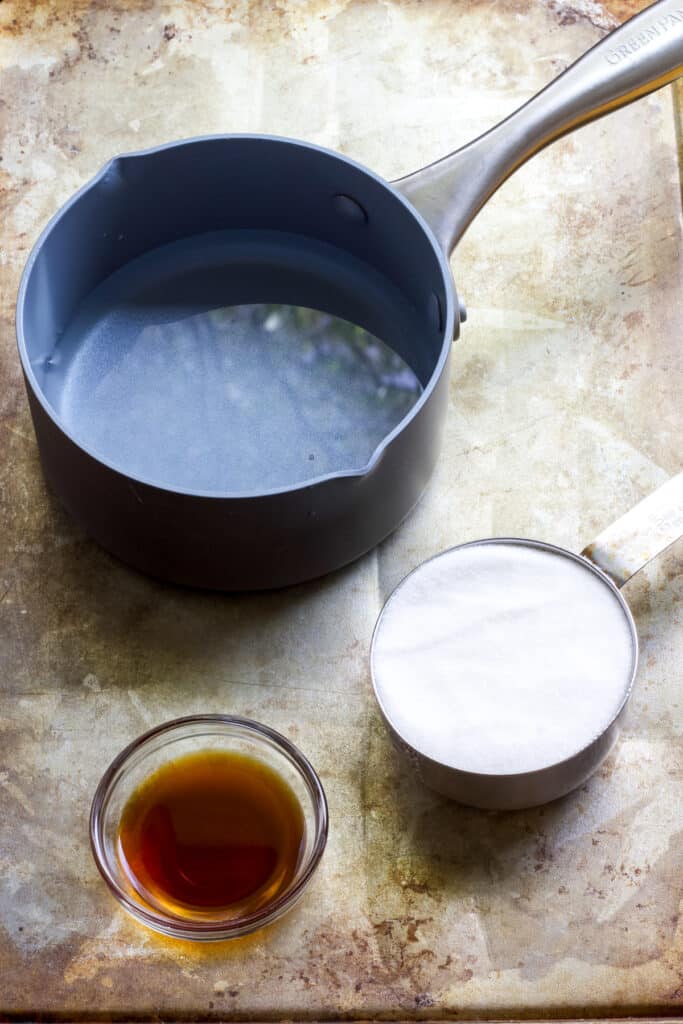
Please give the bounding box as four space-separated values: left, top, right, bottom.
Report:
0 0 682 1016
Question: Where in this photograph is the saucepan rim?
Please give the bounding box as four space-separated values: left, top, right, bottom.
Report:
15 133 456 500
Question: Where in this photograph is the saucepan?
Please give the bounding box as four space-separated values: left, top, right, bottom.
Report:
16 0 683 589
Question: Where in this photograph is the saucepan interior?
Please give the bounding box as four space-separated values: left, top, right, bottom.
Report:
19 136 454 498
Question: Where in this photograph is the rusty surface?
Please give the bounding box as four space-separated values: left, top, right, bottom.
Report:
1 0 682 1018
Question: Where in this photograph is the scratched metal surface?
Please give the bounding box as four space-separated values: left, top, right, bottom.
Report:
1 0 682 1018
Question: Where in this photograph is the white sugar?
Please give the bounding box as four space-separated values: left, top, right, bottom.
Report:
371 542 636 775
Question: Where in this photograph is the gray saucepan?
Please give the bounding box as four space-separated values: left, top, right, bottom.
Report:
16 0 683 589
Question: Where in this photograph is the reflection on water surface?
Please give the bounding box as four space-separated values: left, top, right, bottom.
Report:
59 303 423 492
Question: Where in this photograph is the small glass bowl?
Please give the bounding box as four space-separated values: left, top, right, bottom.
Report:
90 714 328 940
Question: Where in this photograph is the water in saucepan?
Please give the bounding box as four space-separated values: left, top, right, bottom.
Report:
49 296 423 494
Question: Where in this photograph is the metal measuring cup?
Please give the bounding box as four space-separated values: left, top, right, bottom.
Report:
370 474 683 810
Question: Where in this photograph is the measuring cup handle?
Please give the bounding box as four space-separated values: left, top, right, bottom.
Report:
395 0 683 254
581 472 683 587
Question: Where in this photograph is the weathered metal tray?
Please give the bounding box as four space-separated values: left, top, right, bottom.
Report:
1 0 681 1017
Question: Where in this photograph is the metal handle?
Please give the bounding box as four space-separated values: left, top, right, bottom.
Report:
395 0 683 253
581 473 683 587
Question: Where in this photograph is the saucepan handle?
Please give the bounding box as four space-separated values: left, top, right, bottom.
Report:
581 472 683 587
395 0 683 253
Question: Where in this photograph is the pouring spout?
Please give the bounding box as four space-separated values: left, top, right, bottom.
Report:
394 0 683 256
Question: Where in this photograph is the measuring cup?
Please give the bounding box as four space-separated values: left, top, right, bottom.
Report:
370 474 683 810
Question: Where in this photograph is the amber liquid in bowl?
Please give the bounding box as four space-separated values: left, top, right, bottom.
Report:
117 750 305 918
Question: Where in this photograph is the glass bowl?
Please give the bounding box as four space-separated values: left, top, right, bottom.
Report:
90 714 328 940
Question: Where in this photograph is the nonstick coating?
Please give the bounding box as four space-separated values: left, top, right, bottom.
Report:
17 136 455 589
42 242 425 494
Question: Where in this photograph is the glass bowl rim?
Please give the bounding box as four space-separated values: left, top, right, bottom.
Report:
89 713 328 939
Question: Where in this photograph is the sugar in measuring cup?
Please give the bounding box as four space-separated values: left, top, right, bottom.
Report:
371 474 683 809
